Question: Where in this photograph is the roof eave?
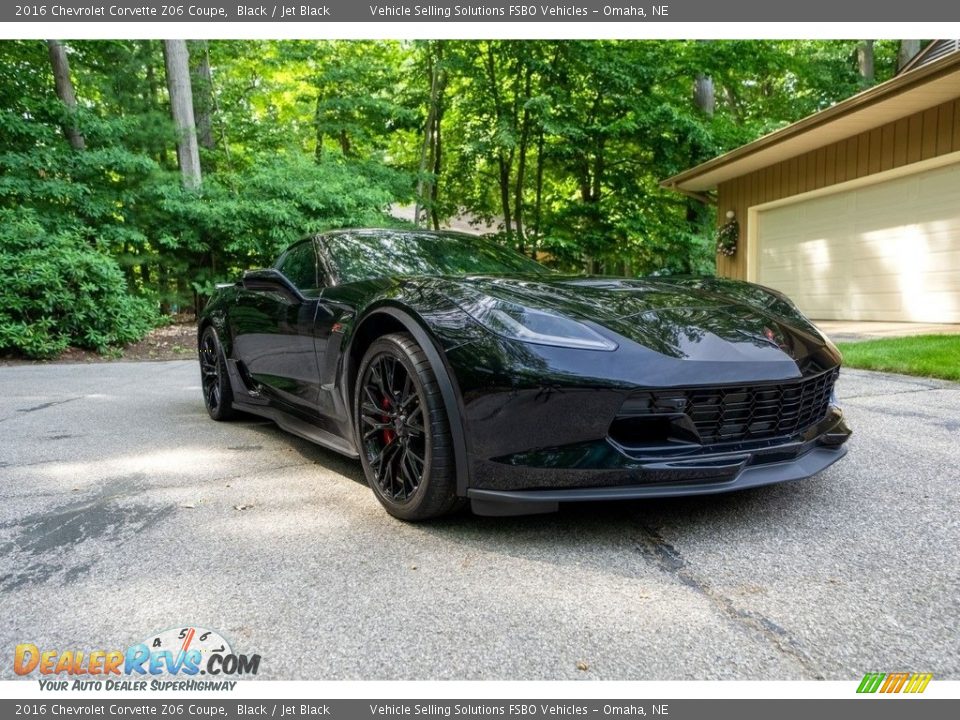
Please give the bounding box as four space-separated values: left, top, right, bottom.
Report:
661 50 960 193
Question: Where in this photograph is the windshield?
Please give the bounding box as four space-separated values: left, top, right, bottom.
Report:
326 231 550 283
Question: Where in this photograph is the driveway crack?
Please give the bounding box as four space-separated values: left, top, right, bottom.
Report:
16 397 83 414
0 396 83 424
636 524 826 679
841 387 951 400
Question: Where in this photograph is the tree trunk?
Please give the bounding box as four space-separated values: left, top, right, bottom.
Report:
164 40 202 190
498 157 513 242
531 126 545 260
192 40 216 152
688 57 716 270
693 73 715 116
415 47 440 228
485 44 513 243
158 264 171 315
430 79 445 232
144 43 173 169
898 39 922 71
46 40 85 150
314 95 324 161
857 40 875 83
513 65 533 252
591 138 604 204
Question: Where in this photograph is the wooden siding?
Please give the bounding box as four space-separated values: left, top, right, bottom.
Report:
716 97 960 279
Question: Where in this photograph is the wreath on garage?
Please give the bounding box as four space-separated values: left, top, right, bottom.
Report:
716 211 739 257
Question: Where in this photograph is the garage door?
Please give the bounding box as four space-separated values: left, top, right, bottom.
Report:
755 160 960 322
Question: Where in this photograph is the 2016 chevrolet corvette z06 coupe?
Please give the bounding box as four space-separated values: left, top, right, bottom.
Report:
197 229 851 520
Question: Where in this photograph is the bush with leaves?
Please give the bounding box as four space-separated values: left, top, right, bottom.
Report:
0 210 159 358
147 154 412 299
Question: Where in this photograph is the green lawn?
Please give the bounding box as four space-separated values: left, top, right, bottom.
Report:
836 334 960 381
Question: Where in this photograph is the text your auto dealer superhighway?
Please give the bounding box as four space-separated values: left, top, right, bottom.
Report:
45 4 229 16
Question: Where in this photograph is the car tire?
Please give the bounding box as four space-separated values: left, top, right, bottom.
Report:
199 326 237 421
354 333 463 521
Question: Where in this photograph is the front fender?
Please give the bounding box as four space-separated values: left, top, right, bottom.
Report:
346 303 474 497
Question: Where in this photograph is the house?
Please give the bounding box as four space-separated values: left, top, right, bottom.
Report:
662 41 960 323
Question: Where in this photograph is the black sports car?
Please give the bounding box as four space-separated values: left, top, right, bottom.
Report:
198 229 851 520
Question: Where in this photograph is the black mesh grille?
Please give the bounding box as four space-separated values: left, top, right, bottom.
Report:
621 368 839 445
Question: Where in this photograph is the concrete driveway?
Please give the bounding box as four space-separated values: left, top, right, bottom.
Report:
1 361 958 680
815 320 960 343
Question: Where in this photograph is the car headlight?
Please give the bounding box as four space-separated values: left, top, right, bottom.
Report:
467 297 617 351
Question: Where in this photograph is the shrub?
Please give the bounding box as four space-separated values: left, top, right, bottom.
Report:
0 210 159 358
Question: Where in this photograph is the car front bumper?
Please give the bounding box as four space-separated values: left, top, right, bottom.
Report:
465 407 851 516
469 444 847 515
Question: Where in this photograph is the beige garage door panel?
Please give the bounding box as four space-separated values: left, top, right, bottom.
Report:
756 161 960 323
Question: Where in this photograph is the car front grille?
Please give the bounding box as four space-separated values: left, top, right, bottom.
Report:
617 368 839 446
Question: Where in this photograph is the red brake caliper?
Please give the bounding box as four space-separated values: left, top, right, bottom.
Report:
381 396 395 445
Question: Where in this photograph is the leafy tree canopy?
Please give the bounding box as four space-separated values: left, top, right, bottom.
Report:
0 38 907 356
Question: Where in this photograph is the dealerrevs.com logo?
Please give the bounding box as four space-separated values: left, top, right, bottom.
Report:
14 626 261 691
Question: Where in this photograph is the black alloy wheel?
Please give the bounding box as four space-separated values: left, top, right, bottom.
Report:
355 333 461 520
199 326 236 421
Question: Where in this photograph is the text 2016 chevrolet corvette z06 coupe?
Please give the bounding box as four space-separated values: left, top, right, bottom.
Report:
198 229 851 520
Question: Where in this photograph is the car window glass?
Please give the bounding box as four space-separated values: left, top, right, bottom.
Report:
327 231 550 284
275 241 319 290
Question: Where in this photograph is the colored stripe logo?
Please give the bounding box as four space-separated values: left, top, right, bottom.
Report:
857 672 932 694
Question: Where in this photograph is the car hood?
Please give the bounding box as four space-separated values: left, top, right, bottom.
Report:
439 274 838 374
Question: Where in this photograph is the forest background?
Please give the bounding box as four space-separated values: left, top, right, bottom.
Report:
0 39 921 356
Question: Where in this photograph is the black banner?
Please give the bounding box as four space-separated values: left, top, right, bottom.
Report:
4 0 959 23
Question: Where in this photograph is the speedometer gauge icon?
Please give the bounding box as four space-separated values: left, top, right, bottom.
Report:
140 626 233 674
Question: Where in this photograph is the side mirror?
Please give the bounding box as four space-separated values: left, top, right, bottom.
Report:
241 269 303 302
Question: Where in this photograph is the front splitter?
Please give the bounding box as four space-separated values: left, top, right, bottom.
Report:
468 445 847 516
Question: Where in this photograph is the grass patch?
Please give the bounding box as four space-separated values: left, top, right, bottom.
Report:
836 334 960 381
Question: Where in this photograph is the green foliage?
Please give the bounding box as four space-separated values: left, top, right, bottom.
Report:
427 39 896 275
149 153 411 295
0 42 409 317
0 38 915 358
0 211 158 358
311 41 418 159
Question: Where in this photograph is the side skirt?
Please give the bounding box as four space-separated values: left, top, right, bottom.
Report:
232 400 359 459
